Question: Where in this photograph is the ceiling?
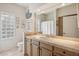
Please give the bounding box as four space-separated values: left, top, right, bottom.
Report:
17 3 72 12
17 3 46 10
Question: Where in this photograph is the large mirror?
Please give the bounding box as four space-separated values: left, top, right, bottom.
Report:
36 12 56 36
56 3 79 38
56 14 79 38
36 3 79 38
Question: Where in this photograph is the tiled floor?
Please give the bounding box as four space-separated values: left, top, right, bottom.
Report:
0 47 24 56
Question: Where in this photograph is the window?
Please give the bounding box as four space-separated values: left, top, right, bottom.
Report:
25 19 33 32
0 12 16 40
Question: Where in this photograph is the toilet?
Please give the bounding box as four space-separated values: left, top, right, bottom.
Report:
17 41 24 52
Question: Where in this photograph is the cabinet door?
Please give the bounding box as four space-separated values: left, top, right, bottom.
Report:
32 44 40 56
25 38 32 56
40 47 52 56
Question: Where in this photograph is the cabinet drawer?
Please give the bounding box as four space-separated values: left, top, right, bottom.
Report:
54 46 79 56
54 53 65 56
40 42 52 51
32 40 39 45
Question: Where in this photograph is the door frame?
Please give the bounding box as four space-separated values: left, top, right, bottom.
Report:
57 16 63 36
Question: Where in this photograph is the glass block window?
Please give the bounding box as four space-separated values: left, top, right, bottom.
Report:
0 12 16 40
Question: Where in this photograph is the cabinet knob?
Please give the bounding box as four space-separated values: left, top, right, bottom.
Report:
63 51 66 54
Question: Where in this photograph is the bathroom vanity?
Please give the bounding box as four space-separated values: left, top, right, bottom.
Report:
23 3 79 56
24 34 79 56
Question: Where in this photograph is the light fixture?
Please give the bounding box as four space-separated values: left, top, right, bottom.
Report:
26 5 32 19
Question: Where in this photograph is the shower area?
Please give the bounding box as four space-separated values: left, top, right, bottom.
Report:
0 12 23 55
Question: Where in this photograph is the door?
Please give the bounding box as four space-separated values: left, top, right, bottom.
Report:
40 47 52 56
63 15 78 37
31 44 40 56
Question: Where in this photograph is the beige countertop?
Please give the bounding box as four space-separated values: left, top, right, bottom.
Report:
25 34 79 53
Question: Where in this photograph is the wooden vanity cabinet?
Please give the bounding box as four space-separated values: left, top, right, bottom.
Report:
31 40 40 56
24 36 79 56
24 37 32 56
40 42 53 56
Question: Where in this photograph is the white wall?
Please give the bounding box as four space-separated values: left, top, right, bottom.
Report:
0 3 26 51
